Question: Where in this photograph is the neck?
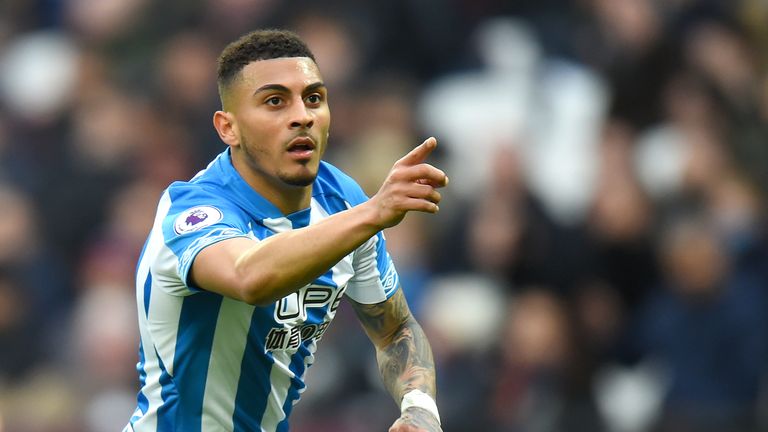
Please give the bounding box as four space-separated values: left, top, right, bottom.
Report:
230 151 312 215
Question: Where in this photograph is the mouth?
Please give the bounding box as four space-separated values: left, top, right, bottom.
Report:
287 136 316 160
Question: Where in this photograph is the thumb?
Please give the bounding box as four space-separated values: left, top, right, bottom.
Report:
397 137 437 166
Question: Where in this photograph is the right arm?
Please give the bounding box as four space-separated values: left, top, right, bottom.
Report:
189 137 448 305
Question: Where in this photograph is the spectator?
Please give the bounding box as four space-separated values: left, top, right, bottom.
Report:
636 213 768 431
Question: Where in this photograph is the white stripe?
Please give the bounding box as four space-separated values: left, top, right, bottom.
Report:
311 199 354 290
147 243 186 376
131 307 164 432
152 239 193 298
262 216 292 233
346 234 388 304
296 341 317 402
131 192 172 431
291 199 354 398
255 200 356 429
308 198 329 224
131 192 189 430
260 351 294 432
201 297 255 432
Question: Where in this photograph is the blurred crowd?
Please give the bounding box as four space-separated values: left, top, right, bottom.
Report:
1 0 768 431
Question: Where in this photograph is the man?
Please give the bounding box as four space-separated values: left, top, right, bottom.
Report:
125 29 448 432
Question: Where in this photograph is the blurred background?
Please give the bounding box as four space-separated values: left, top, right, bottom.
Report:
1 0 768 431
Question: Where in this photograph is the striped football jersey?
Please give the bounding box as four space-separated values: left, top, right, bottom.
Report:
125 149 399 432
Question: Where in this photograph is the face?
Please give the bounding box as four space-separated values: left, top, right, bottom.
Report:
222 57 330 191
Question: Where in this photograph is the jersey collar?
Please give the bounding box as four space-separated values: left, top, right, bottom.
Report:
210 148 315 223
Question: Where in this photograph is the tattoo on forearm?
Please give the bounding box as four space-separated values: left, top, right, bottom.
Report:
352 290 437 402
401 407 441 430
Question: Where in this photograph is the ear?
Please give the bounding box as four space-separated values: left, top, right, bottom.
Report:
213 110 240 148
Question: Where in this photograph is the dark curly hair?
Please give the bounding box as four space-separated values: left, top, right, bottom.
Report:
217 29 316 96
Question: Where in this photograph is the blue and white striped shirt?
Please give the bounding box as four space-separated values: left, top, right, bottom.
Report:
125 149 399 432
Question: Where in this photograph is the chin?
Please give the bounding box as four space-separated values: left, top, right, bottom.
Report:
281 172 318 187
284 178 315 187
281 163 320 187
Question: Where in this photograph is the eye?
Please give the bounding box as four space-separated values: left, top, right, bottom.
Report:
306 94 323 104
266 96 283 106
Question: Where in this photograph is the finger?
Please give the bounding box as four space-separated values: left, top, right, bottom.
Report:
416 175 449 188
407 184 442 205
402 197 440 214
397 137 437 167
395 164 447 186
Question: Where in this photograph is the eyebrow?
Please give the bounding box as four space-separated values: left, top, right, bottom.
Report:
254 82 326 95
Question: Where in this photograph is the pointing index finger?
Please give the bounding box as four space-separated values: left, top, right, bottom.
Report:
398 137 437 166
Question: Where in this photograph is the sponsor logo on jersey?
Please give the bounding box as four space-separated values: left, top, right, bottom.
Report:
174 206 223 234
266 284 345 352
274 284 346 324
265 322 331 352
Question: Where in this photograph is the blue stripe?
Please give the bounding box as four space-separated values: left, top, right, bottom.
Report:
312 192 349 216
286 207 311 228
158 292 222 432
275 344 313 432
274 306 327 431
136 342 149 413
179 292 223 432
375 234 400 298
155 347 178 432
129 342 151 428
233 306 278 431
143 272 152 316
305 304 329 329
315 267 339 289
277 352 309 431
374 233 388 271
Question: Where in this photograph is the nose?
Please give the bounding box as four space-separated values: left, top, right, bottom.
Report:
289 101 314 130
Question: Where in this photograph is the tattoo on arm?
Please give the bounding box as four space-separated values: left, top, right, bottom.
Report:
351 289 437 402
400 407 441 430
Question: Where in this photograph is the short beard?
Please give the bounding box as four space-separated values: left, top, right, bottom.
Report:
278 169 316 187
240 136 318 187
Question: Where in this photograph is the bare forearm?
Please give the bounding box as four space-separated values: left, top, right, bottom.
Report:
234 203 380 304
377 317 437 402
352 290 441 431
353 291 437 401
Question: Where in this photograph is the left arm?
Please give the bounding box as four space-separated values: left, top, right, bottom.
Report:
350 289 442 432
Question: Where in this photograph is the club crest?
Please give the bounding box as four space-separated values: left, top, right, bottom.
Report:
174 206 223 234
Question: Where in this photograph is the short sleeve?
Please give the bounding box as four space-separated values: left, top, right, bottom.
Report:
159 188 252 295
345 231 400 304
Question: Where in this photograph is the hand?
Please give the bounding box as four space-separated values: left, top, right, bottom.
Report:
388 406 442 432
368 137 449 229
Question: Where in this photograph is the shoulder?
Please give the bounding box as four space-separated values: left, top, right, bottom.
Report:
164 181 230 216
162 181 248 235
164 149 241 206
315 161 368 206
